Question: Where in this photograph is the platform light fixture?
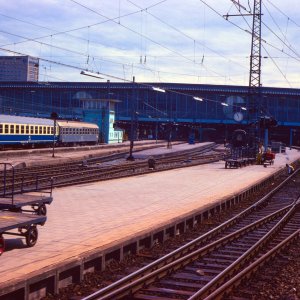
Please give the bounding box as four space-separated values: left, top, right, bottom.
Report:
152 86 166 93
193 96 203 101
80 70 104 79
221 102 229 106
241 106 247 110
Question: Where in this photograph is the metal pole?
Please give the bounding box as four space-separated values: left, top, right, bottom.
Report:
51 112 58 157
52 118 56 158
155 119 158 144
3 164 6 197
127 76 135 161
11 166 14 204
289 128 293 149
264 128 268 152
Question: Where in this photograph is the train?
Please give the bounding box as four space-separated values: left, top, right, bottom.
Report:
0 114 99 149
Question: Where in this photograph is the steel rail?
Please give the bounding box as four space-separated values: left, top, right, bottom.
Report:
204 229 300 300
82 202 294 300
81 171 299 300
0 149 225 193
190 199 300 299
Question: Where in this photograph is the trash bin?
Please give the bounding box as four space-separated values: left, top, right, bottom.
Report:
148 158 156 169
188 133 195 144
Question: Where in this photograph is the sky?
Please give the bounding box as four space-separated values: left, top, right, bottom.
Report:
0 0 299 88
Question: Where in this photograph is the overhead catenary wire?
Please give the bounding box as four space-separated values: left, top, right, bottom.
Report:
0 46 248 113
229 1 294 88
0 0 279 87
126 0 248 71
264 0 300 28
199 0 300 63
0 1 168 49
0 4 238 83
0 29 233 84
198 0 298 87
0 0 298 87
68 0 226 79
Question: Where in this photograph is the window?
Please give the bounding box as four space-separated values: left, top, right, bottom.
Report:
0 124 3 134
30 126 34 134
4 125 9 134
26 126 29 134
51 127 54 134
47 127 50 134
21 125 24 134
43 127 46 134
10 125 14 134
16 125 20 134
39 127 42 134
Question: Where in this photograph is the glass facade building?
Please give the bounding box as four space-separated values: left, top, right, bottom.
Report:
0 56 39 82
0 81 299 144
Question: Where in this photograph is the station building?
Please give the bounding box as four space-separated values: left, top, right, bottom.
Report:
0 56 39 82
0 81 300 145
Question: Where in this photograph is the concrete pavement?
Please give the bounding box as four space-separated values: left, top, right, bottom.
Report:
0 144 299 295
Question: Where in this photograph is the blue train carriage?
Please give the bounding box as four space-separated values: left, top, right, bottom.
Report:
57 120 99 146
0 114 57 149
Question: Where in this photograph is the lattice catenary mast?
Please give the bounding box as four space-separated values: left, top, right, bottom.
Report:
248 0 262 121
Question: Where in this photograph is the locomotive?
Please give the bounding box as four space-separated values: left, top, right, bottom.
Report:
0 114 99 149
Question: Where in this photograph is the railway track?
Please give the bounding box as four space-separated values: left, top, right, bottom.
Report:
81 170 300 300
1 143 227 194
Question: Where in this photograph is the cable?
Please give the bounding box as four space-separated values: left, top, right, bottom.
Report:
0 46 250 113
127 0 248 73
264 0 300 28
69 0 226 79
262 44 292 88
198 0 299 87
199 0 300 62
0 0 248 84
0 8 148 50
0 28 233 84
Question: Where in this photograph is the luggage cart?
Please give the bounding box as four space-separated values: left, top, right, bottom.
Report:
0 163 53 215
224 147 247 169
0 211 46 255
0 193 53 215
262 152 275 165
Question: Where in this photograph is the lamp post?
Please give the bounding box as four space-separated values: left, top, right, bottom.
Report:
127 76 136 161
166 122 172 149
290 128 296 149
51 112 58 158
155 117 159 144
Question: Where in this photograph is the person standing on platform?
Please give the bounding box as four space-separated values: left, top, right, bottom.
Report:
257 143 265 164
286 163 295 175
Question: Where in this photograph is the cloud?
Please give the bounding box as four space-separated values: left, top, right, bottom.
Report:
0 0 299 88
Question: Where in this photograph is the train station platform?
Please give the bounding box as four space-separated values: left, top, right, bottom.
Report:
1 144 300 299
0 140 175 168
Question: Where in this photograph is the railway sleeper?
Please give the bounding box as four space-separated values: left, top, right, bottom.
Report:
193 262 226 271
159 279 203 289
216 249 246 256
185 266 221 276
140 285 195 296
201 257 233 265
133 292 176 300
172 271 213 283
224 245 250 252
209 253 243 261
